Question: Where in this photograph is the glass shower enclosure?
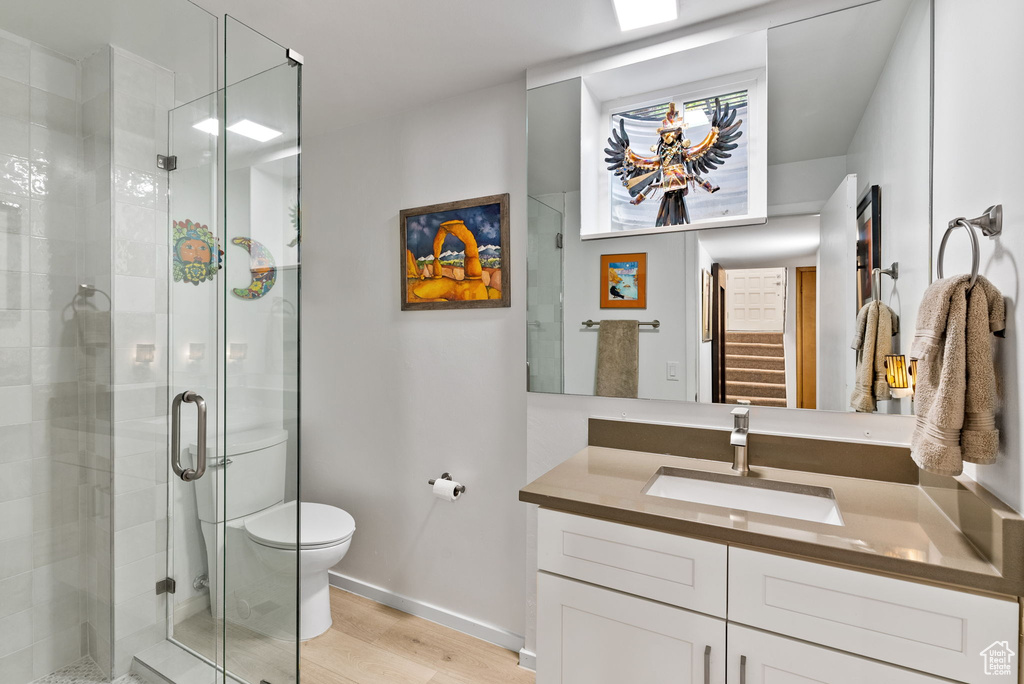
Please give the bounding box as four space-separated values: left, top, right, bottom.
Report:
0 2 301 683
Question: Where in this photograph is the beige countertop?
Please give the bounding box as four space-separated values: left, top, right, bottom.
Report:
520 446 1024 597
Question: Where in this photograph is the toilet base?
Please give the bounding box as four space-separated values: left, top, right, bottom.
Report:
250 537 353 641
301 562 333 640
200 512 352 643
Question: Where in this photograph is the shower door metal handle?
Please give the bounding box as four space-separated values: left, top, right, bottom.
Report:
171 390 207 482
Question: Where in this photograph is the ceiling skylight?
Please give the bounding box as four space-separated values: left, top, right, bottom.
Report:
226 119 283 142
192 118 219 136
612 0 678 31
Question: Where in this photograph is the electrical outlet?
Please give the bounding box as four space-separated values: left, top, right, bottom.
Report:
666 362 679 381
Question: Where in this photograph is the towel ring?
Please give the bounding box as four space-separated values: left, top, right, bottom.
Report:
937 205 1002 290
872 263 898 301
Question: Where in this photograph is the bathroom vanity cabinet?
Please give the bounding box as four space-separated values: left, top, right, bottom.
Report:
536 509 1019 684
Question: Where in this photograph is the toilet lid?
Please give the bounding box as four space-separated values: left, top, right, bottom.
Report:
245 501 355 550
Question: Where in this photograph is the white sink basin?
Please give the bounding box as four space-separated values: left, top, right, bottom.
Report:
644 467 844 526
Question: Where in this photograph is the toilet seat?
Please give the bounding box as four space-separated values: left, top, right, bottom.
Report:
245 501 355 550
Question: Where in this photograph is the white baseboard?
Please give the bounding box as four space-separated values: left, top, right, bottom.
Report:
518 648 537 671
328 570 525 654
173 592 210 622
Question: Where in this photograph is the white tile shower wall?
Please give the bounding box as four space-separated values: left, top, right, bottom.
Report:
108 47 172 678
0 27 114 684
78 46 112 678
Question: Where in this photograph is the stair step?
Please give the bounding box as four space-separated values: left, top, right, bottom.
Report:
725 354 786 371
726 380 787 399
726 331 784 344
726 395 788 408
726 367 786 384
725 342 784 358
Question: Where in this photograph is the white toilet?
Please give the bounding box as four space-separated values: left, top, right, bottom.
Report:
191 428 355 641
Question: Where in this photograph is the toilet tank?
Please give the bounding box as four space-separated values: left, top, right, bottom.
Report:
191 428 288 524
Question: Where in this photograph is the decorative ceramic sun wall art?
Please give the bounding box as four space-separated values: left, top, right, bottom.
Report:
172 219 222 285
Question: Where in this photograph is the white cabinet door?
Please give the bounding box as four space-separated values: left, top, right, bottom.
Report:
727 624 952 683
729 548 1019 683
537 571 726 684
537 508 728 617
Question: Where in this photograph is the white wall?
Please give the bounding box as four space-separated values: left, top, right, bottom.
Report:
767 156 848 216
301 79 528 641
816 175 858 411
934 0 1024 512
562 221 696 401
845 0 931 376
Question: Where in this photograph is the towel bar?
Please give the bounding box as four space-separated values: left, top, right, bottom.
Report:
582 320 660 329
938 205 1002 289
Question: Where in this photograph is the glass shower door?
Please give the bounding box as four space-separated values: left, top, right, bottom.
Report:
165 90 222 682
527 196 565 393
162 16 300 684
218 15 302 684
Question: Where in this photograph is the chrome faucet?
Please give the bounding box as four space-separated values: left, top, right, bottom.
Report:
731 407 750 475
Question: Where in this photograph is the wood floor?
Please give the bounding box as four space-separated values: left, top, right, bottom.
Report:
174 587 535 684
302 588 535 684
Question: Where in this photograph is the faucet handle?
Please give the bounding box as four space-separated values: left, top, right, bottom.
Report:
731 406 750 430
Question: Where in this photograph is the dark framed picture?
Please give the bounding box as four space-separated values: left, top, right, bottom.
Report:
400 193 510 310
855 185 881 311
600 253 647 309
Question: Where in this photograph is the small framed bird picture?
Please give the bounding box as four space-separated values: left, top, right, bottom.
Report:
600 253 647 309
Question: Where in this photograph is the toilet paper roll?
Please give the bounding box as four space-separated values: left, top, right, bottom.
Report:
432 477 462 501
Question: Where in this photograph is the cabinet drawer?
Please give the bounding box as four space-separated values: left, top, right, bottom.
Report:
538 508 727 617
727 624 951 683
729 548 1019 683
537 571 726 684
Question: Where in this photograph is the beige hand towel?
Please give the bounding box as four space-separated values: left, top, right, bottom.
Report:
909 275 974 360
850 300 898 412
910 275 1005 475
962 276 1005 465
595 320 639 398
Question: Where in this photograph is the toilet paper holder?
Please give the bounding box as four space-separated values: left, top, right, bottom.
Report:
428 472 466 495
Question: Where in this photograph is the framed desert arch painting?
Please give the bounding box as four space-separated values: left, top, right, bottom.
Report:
400 193 510 311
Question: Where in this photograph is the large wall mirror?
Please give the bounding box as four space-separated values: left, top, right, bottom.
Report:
527 0 932 416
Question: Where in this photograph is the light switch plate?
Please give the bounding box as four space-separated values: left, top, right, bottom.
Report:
666 362 679 380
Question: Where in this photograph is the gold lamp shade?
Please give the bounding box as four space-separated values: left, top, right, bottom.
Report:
884 354 910 389
885 354 916 399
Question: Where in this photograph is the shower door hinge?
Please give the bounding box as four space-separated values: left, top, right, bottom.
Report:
156 577 177 595
157 155 177 171
286 48 304 66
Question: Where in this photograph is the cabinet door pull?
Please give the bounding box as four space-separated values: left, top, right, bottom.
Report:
704 644 711 684
740 654 747 684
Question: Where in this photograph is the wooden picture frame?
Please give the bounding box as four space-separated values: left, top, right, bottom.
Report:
400 193 510 310
855 185 881 312
600 253 647 309
701 269 712 342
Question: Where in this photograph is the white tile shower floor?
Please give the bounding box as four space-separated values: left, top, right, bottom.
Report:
30 658 146 684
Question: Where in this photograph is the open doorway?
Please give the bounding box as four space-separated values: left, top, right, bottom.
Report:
724 267 788 406
698 215 819 407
